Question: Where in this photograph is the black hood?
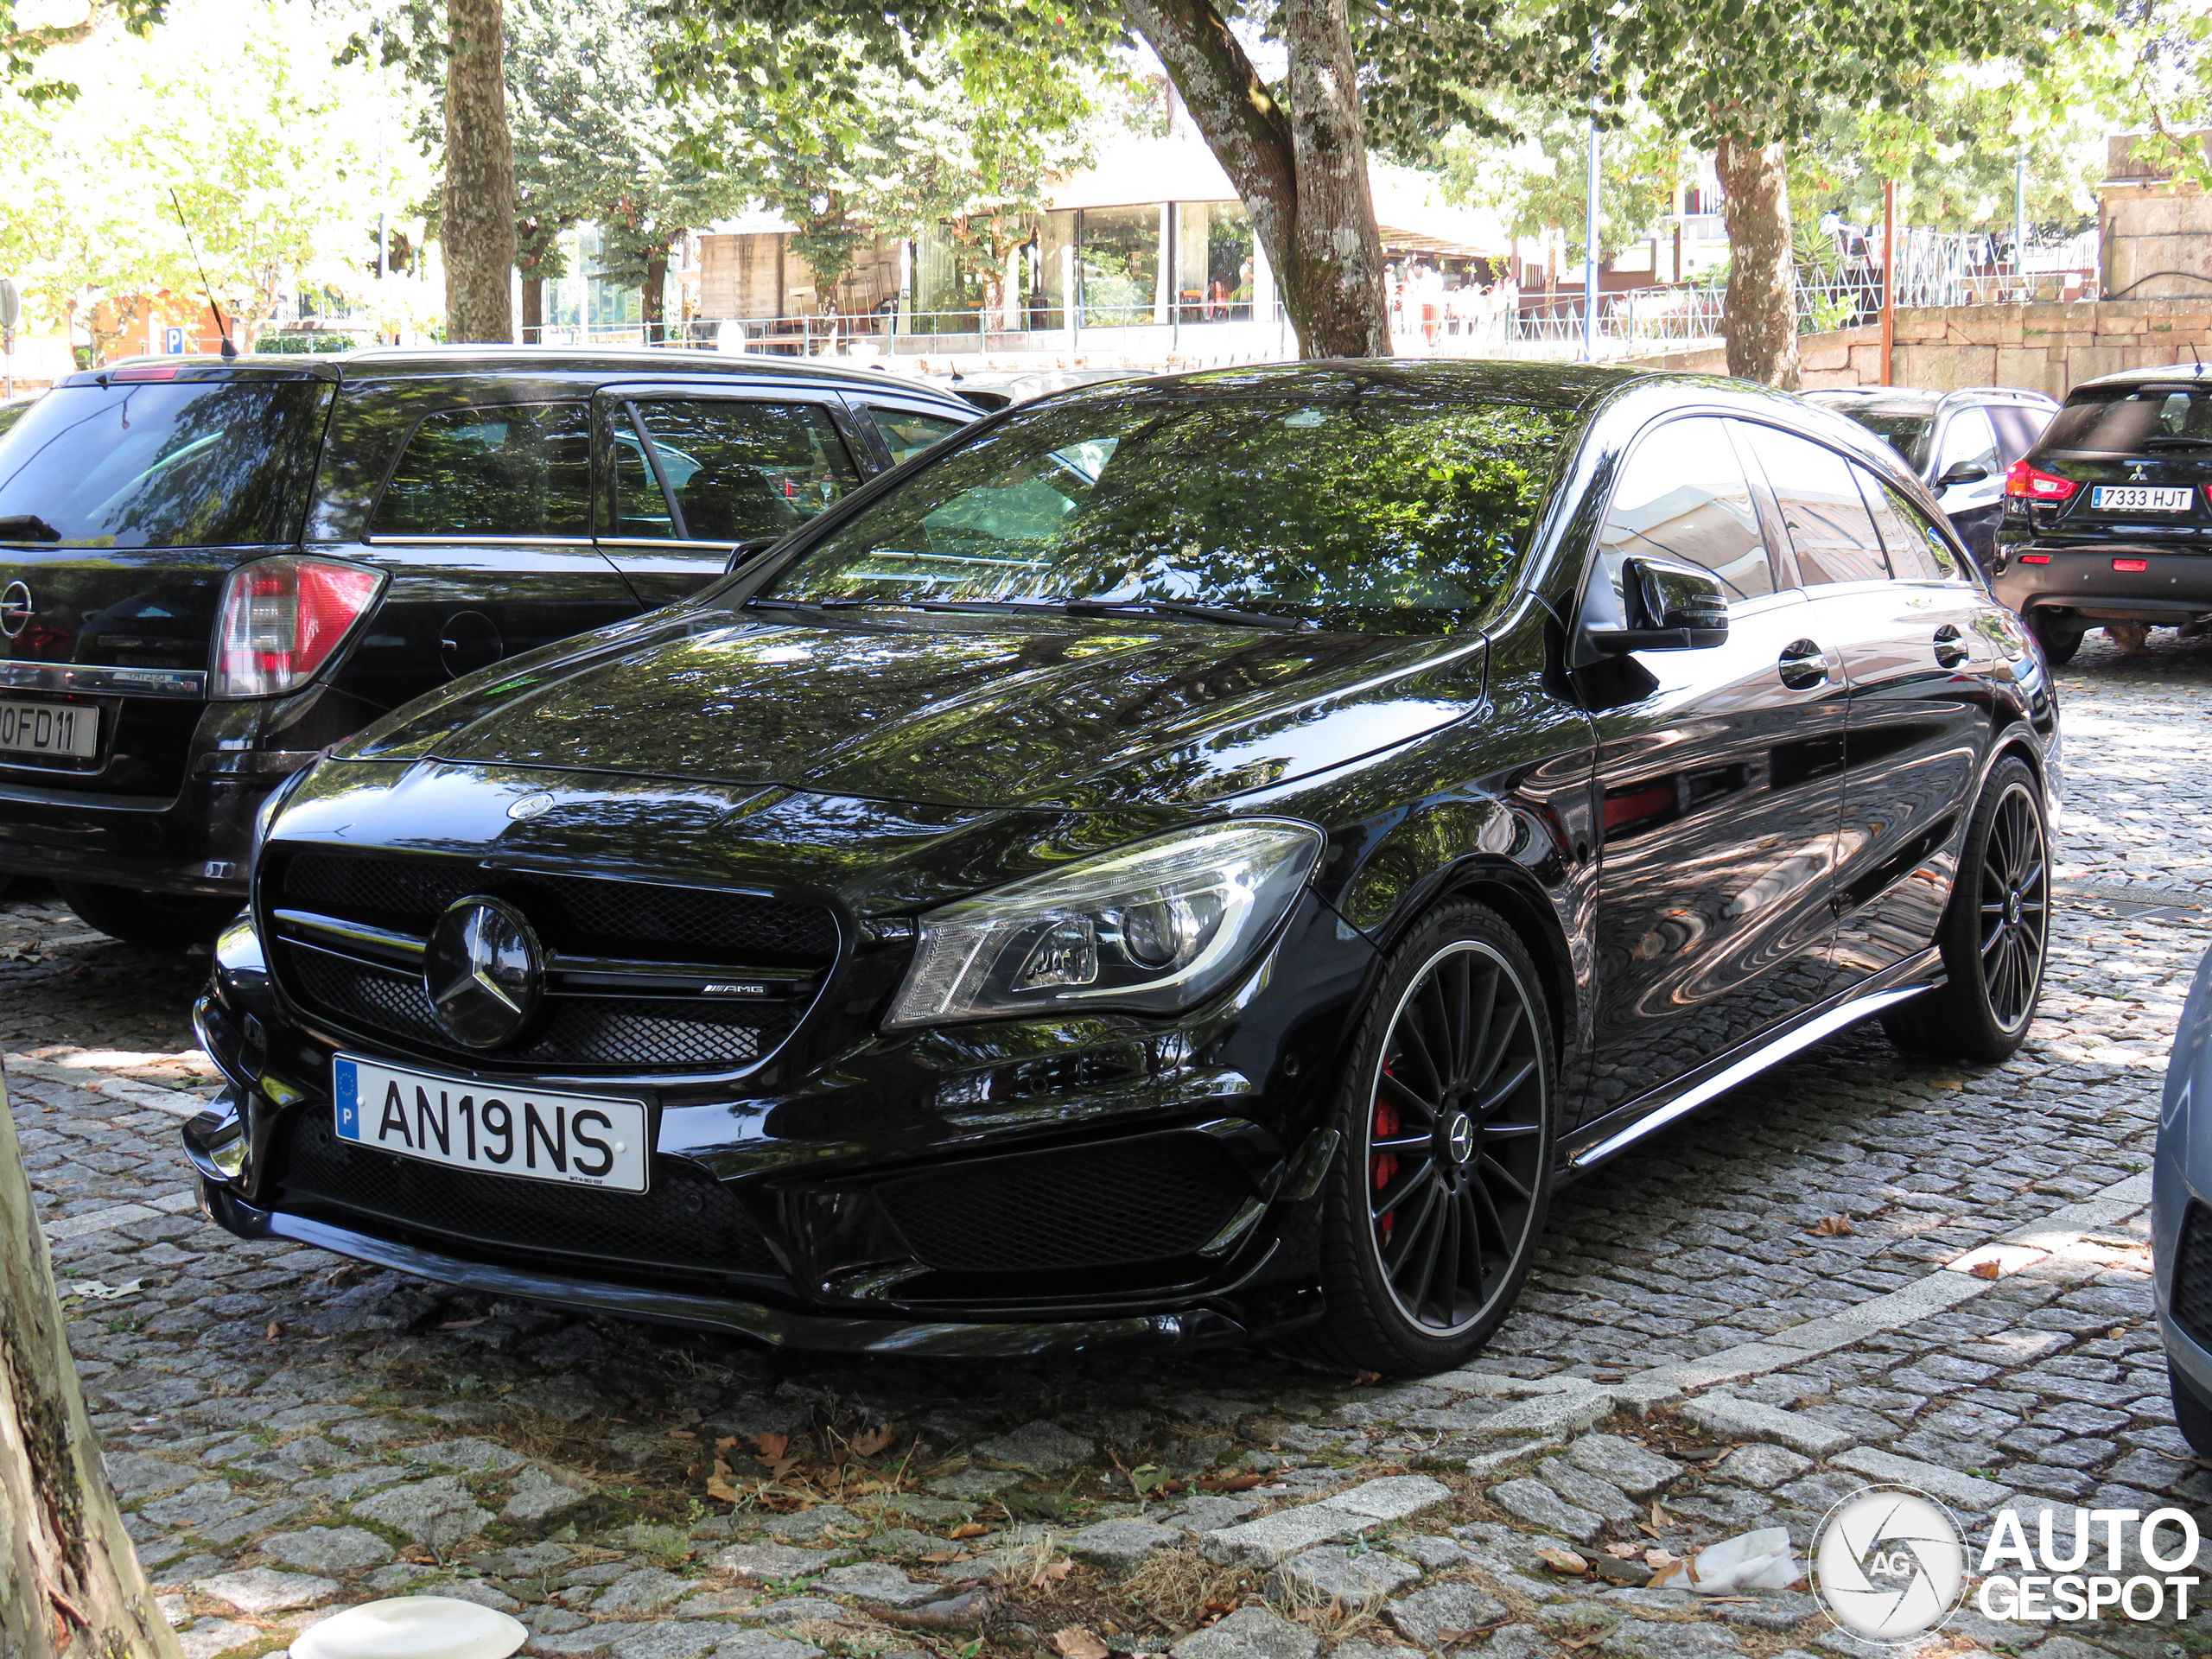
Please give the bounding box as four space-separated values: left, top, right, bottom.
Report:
338 607 1489 811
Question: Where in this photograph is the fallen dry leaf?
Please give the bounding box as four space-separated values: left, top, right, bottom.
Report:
264 1321 282 1341
1644 1548 1680 1572
1604 1543 1643 1560
1809 1215 1856 1237
950 1522 988 1540
1560 1632 1609 1651
1052 1627 1109 1659
714 1436 737 1455
1200 1472 1264 1492
1030 1559 1075 1591
706 1456 738 1503
1351 1370 1382 1386
753 1431 790 1460
849 1423 899 1458
1649 1499 1669 1530
1535 1547 1589 1574
922 1550 964 1564
1970 1259 2004 1280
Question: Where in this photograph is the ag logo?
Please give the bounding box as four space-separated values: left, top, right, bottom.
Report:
1815 1485 1967 1641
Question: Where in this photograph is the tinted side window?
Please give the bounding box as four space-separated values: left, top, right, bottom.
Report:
1740 423 1888 585
630 400 861 542
2040 385 2212 452
1855 468 1957 580
1934 409 1999 479
1599 416 1777 601
862 406 969 467
371 404 589 537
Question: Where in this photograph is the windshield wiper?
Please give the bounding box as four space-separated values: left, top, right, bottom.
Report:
0 514 60 543
1063 598 1306 631
2144 435 2212 448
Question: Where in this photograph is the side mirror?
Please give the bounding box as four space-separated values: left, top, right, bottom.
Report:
1591 558 1730 654
1937 461 1992 487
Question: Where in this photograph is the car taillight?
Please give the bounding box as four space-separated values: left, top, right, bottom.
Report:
2005 460 2078 502
2114 558 2150 572
213 556 383 698
2019 554 2051 564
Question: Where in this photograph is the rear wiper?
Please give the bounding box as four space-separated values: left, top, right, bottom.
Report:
2143 435 2212 448
0 514 60 542
1063 598 1306 631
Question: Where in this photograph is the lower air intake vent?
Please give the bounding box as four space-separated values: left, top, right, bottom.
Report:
876 1133 1252 1274
2173 1200 2212 1352
275 1109 782 1280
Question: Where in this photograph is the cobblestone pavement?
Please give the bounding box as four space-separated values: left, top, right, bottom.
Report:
5 630 2212 1659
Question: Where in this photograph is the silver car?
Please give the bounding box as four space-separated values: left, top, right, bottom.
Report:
2155 944 2212 1453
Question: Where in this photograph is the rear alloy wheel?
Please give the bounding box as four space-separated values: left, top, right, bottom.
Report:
1881 756 2050 1064
58 882 239 950
2028 611 2082 667
1292 902 1554 1374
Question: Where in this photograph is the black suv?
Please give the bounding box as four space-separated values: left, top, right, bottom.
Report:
0 349 973 943
191 360 2058 1370
1804 385 2056 568
1990 365 2212 664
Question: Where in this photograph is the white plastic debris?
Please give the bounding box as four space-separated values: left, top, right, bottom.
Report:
1650 1527 1802 1594
290 1597 527 1659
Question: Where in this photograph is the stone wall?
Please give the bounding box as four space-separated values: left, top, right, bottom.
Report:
1633 298 2212 397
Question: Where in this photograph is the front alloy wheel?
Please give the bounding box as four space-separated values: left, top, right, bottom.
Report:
1293 902 1554 1373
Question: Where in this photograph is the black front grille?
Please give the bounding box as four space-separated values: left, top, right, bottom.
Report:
288 947 791 1070
276 1108 783 1281
877 1134 1253 1274
268 851 836 1073
277 853 839 963
2175 1201 2212 1351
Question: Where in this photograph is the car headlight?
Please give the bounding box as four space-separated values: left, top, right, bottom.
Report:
885 820 1325 1030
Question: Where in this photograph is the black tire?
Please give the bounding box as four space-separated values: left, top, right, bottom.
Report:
2028 611 2082 667
1287 901 1556 1376
57 882 238 949
1881 756 2050 1064
2171 1362 2212 1460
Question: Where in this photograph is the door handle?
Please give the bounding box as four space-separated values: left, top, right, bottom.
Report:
1777 639 1832 690
1933 624 1970 668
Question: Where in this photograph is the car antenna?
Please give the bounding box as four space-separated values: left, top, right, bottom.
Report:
2192 342 2205 377
167 188 237 360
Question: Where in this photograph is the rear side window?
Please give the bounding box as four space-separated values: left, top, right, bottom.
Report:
0 377 327 548
627 400 861 542
1599 417 1777 601
2040 385 2212 454
1739 423 1888 585
371 403 589 538
1989 405 2051 464
861 405 969 467
1855 469 1958 580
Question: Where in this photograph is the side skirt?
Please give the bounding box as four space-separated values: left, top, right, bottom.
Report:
1561 947 1942 1173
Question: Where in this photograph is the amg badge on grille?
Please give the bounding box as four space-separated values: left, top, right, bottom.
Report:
424 895 543 1048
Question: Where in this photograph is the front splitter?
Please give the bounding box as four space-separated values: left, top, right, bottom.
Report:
200 1182 1255 1358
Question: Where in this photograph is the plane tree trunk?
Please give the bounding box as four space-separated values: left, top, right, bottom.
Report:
442 0 517 342
1717 135 1798 387
0 1064 180 1659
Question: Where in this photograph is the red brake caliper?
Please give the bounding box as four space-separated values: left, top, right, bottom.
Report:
1372 1063 1400 1245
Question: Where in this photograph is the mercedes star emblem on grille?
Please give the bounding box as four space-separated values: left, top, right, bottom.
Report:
424 895 543 1049
0 582 30 639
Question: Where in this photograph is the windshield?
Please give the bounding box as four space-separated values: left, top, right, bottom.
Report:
2040 384 2212 453
0 377 329 548
760 391 1576 633
1840 410 1935 472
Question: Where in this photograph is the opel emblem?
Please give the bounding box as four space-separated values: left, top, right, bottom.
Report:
1446 1112 1475 1166
507 792 555 821
0 582 29 639
423 896 542 1050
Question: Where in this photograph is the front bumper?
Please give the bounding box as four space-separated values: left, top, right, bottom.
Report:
195 1178 1274 1357
1991 542 2212 627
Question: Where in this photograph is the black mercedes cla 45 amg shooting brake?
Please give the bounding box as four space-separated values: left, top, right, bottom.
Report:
188 361 2059 1372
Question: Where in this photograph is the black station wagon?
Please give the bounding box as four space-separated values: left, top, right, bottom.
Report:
191 361 2059 1372
0 348 975 942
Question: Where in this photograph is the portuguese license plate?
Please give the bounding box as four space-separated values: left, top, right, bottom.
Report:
0 698 97 760
333 1054 650 1192
2090 485 2192 512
